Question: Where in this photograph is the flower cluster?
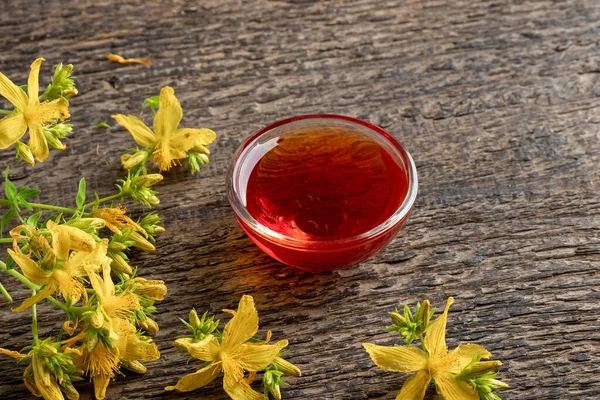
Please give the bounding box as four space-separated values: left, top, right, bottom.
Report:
0 170 167 400
0 59 76 165
167 295 302 399
363 298 508 400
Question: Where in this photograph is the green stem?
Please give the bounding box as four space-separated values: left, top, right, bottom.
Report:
32 294 40 345
83 192 125 209
0 280 12 302
0 199 82 215
0 238 12 244
0 109 13 115
1 262 39 290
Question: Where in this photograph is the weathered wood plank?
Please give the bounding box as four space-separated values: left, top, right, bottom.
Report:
0 0 599 399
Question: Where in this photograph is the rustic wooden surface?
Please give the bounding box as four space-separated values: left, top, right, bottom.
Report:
1 0 599 399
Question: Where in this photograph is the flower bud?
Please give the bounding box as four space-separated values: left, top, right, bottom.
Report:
147 195 160 206
38 344 58 357
15 142 35 166
43 129 66 150
140 317 159 333
62 88 78 99
89 308 105 329
133 277 167 300
189 309 201 328
416 300 431 333
67 218 106 230
109 253 133 275
133 173 163 188
108 241 127 252
121 151 148 170
273 356 302 377
390 311 407 326
129 231 156 252
122 360 147 374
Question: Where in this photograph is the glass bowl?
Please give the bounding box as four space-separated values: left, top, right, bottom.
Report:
226 114 418 271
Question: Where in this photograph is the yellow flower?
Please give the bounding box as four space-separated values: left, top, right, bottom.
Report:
166 295 288 399
363 298 490 400
112 86 216 171
0 58 70 161
81 258 160 400
91 207 144 236
10 238 108 312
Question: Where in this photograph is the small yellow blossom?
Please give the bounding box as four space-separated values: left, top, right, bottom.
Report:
113 86 216 171
166 295 288 399
10 239 109 312
363 298 491 400
91 207 144 236
0 58 70 161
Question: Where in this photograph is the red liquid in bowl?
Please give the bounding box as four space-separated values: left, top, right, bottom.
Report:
245 129 408 241
229 116 415 271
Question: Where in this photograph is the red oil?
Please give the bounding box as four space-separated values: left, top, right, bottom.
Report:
243 126 409 245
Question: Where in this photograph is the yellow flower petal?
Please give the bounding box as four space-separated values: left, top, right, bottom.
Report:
38 98 70 121
0 113 27 149
174 336 220 362
112 114 156 148
165 362 221 392
0 347 25 360
92 374 111 400
121 330 160 362
362 343 428 372
171 128 216 151
7 249 50 285
27 123 49 162
0 71 28 110
221 295 259 351
396 369 432 400
47 220 96 261
450 343 492 373
64 239 110 278
223 371 267 400
27 58 44 102
52 269 85 304
234 340 288 372
153 86 182 141
424 297 454 357
12 283 56 312
433 370 479 400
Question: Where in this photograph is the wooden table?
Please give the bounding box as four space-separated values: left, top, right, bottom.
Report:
1 1 599 399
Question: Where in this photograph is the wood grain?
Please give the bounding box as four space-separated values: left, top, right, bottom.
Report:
0 0 599 399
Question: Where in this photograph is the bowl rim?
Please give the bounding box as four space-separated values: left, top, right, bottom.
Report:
226 114 419 248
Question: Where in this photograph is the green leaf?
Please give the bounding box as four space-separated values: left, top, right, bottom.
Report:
142 95 160 115
3 168 17 207
0 209 15 234
76 178 86 209
17 197 33 211
93 122 110 129
18 187 40 200
19 84 28 93
5 254 16 270
26 212 42 227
